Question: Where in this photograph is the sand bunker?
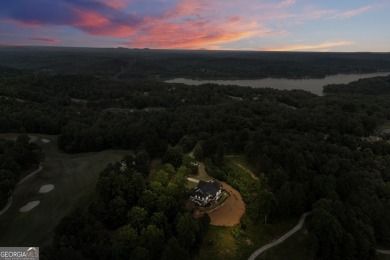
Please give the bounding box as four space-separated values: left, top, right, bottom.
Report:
41 138 51 143
39 184 54 193
20 201 40 213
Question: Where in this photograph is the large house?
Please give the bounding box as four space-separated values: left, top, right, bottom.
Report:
190 180 222 206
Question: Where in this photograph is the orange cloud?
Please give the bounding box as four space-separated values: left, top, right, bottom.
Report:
262 41 354 51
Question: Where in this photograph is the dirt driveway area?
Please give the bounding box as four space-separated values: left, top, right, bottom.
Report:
208 182 245 226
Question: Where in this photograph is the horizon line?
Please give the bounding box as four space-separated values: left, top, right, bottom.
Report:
0 44 389 54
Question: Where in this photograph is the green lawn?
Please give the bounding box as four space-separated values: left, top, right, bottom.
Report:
225 160 257 183
378 254 390 260
0 133 130 247
225 155 256 173
196 226 239 260
257 226 312 260
197 216 300 260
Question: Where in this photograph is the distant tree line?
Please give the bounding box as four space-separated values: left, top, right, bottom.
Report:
324 75 390 95
1 47 390 79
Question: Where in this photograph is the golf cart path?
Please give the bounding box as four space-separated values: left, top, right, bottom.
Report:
0 165 43 216
248 212 310 260
248 212 390 259
18 165 43 184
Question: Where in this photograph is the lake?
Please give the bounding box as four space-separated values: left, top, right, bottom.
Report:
165 72 390 96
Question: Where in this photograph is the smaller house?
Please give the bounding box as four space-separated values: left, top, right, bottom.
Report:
190 180 222 207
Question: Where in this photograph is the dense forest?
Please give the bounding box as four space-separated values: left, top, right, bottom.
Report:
1 50 390 259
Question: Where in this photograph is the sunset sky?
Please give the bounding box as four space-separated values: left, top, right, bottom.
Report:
0 0 389 51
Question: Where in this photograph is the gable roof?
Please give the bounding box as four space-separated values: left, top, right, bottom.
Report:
195 180 221 197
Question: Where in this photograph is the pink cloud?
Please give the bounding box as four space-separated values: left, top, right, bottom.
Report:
30 37 60 43
71 9 137 37
127 10 273 49
277 0 296 8
0 0 298 49
72 9 108 27
2 0 379 50
96 0 131 10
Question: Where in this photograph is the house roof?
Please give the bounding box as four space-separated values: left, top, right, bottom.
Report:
194 180 221 197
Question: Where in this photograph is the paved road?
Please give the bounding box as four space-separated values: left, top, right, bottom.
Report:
248 212 311 260
187 177 200 183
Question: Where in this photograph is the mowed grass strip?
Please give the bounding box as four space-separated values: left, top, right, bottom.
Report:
225 155 259 181
0 133 130 247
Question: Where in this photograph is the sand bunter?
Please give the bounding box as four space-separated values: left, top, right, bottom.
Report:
39 184 54 193
20 201 40 213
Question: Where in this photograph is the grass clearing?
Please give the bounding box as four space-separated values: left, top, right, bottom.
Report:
0 133 130 247
257 226 311 260
197 216 300 259
196 226 239 260
378 254 390 260
225 155 259 181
